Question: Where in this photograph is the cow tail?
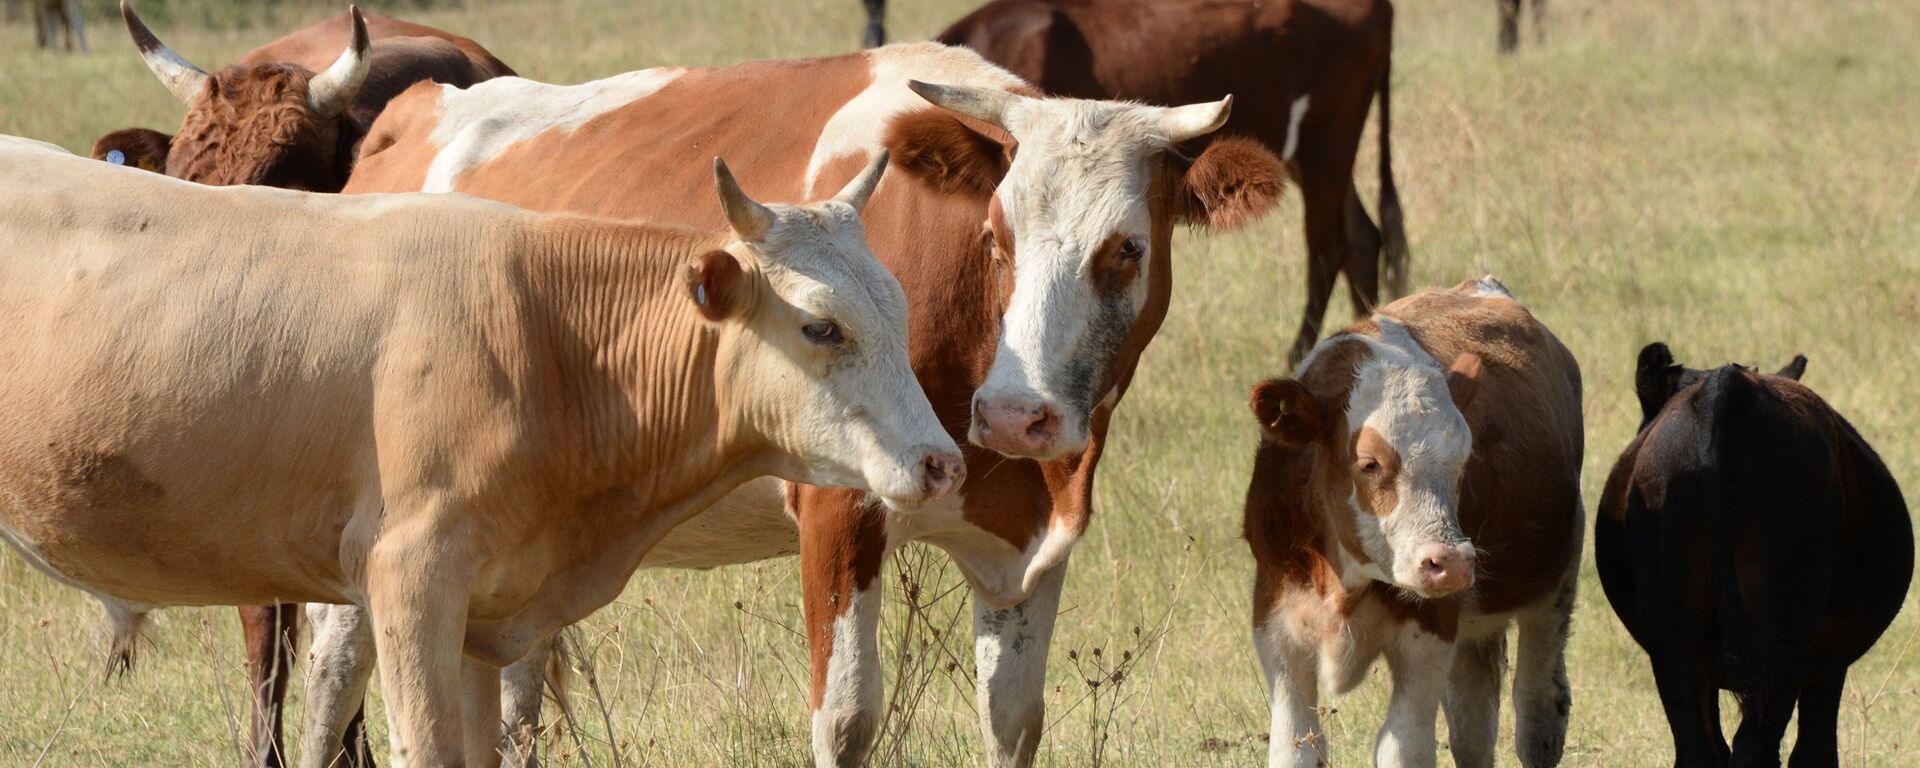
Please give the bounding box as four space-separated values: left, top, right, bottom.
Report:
101 598 149 680
1697 367 1754 678
545 629 572 705
1376 6 1411 299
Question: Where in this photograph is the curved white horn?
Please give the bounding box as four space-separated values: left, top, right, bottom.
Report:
122 0 208 104
907 80 1018 129
306 6 372 119
1162 95 1233 144
713 157 775 243
833 150 889 213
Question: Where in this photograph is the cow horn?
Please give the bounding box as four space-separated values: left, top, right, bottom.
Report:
1161 95 1233 144
122 0 209 104
713 157 774 243
908 80 1017 129
833 150 889 213
306 6 372 119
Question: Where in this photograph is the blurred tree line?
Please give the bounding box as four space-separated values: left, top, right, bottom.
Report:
5 0 463 33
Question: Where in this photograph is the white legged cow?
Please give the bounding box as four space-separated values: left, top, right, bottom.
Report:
1243 278 1583 768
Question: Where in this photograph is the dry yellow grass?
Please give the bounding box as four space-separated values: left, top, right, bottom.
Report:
0 0 1916 765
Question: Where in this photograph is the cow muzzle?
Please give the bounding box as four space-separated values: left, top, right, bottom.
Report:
1407 541 1477 597
969 394 1083 460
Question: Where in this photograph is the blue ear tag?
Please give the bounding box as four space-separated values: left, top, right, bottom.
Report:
695 284 708 306
106 150 126 166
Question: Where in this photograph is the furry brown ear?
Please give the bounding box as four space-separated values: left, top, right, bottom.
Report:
883 108 1009 198
1446 353 1484 410
1776 354 1808 381
1250 378 1329 446
684 250 748 322
92 127 174 173
1174 136 1286 230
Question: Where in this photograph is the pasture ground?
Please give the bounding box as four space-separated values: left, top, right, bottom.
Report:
0 0 1916 765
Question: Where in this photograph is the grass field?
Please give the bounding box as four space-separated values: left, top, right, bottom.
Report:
2 0 1918 765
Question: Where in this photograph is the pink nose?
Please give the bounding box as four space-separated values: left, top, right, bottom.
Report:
970 397 1062 457
1415 543 1476 594
920 449 966 500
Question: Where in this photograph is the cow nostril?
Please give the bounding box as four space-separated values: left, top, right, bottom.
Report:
1024 407 1060 440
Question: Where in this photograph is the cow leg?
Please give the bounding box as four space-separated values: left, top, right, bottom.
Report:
1730 680 1797 768
1443 630 1507 768
61 0 82 51
1530 0 1548 46
1498 0 1522 52
800 502 888 768
1253 611 1325 768
1512 569 1576 768
242 604 300 768
463 658 505 768
1341 185 1384 318
1786 669 1844 768
1374 626 1452 768
366 514 471 766
974 561 1068 768
498 639 552 768
1651 650 1729 767
302 603 379 768
862 0 887 47
1287 171 1349 367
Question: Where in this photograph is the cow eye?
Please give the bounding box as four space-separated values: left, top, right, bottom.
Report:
1117 238 1144 261
1357 458 1383 475
803 320 844 345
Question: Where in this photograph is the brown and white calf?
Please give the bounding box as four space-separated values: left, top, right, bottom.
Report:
0 137 959 767
1243 277 1582 767
334 41 1286 766
938 0 1410 365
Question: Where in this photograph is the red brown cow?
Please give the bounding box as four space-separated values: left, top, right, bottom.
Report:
1597 345 1912 766
1243 277 1581 768
334 43 1287 767
93 2 513 191
938 0 1410 366
1499 0 1547 53
91 5 514 767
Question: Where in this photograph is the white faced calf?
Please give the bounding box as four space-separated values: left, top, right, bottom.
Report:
1241 279 1584 768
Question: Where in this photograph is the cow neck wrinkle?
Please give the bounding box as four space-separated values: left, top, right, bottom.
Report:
514 217 765 509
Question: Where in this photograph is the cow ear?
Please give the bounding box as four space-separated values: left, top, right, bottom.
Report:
684 250 749 322
1250 378 1329 446
1776 354 1808 381
884 108 1009 198
1635 342 1684 423
1172 136 1286 230
1445 353 1483 410
92 128 174 173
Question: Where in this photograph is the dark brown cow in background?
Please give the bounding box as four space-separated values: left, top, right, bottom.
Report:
94 5 514 766
1499 0 1546 53
94 1 514 191
862 0 886 46
29 0 86 51
938 0 1410 365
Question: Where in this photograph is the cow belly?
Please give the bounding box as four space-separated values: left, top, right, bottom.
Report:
640 477 796 568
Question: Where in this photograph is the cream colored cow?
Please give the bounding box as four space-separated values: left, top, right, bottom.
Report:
0 137 961 766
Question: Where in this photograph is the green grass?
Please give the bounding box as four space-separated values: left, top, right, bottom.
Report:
2 0 1918 765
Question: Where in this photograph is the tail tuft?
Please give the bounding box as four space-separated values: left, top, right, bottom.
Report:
100 599 148 680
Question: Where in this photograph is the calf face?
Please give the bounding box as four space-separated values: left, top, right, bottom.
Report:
1251 336 1483 597
897 82 1283 460
113 2 370 189
704 154 963 504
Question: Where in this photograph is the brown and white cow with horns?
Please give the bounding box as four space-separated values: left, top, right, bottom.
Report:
0 136 959 767
332 41 1287 767
1242 277 1582 768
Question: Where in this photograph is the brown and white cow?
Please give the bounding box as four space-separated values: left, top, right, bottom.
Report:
1243 277 1581 768
938 0 1410 365
93 2 514 190
333 42 1286 766
0 136 958 767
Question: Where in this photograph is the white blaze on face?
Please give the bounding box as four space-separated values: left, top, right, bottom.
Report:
731 196 960 504
1340 323 1475 595
968 97 1222 460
